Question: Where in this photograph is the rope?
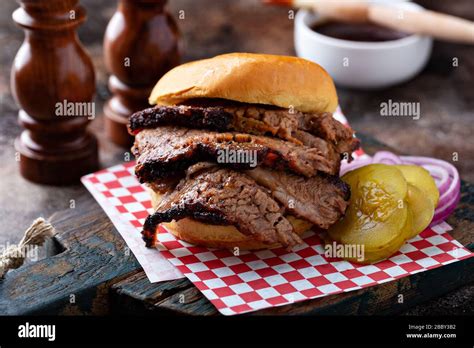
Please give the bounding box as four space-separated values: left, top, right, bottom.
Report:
0 218 57 278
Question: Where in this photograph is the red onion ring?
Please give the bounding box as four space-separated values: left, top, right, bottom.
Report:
372 151 403 165
430 188 461 226
420 164 450 195
400 156 460 209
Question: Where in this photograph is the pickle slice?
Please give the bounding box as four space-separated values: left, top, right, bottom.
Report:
394 165 439 207
404 183 435 239
361 208 414 263
329 164 409 251
324 210 413 264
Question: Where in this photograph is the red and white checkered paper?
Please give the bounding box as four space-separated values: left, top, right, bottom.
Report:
81 108 472 315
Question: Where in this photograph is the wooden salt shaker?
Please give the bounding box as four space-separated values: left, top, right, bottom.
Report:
11 0 98 185
103 0 181 147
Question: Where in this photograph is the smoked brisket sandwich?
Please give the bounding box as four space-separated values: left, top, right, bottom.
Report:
129 53 359 250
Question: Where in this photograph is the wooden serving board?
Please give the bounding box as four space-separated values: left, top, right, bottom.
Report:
0 134 473 315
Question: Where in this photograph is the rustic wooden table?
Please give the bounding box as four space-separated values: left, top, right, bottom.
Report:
0 0 473 314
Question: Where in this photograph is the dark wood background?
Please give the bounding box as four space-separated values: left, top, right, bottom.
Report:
0 0 472 314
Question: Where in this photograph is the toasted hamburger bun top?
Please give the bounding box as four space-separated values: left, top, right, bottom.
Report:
149 53 338 114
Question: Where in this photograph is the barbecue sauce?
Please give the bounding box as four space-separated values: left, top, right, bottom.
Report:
312 21 410 42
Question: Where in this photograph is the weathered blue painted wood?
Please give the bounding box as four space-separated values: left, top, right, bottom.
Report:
0 192 142 315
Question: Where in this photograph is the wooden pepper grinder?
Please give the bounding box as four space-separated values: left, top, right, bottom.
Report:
11 0 98 185
104 0 181 147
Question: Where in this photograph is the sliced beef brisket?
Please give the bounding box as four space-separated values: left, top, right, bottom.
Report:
298 112 360 155
133 100 356 249
129 102 359 157
142 167 303 249
132 126 341 182
146 162 350 229
245 167 349 229
147 177 181 194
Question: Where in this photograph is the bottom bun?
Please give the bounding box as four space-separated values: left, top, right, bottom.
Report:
147 187 313 250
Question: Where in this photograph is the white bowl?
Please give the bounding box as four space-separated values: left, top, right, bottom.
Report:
294 2 433 89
